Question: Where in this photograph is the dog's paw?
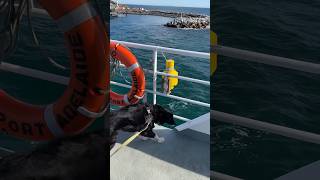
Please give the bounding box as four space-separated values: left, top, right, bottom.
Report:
155 137 165 143
139 136 149 141
139 135 165 143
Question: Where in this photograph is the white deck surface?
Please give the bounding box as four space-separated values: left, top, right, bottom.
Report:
175 112 210 135
111 125 210 180
276 160 320 180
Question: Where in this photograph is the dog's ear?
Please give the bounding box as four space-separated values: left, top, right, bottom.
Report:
153 104 176 125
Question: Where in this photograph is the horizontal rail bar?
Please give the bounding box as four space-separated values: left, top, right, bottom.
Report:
211 171 243 180
0 146 15 154
0 63 200 121
111 81 210 107
173 115 190 121
213 45 320 75
117 64 210 85
156 71 210 86
113 40 210 59
0 63 69 85
0 63 209 108
211 110 320 145
31 8 47 15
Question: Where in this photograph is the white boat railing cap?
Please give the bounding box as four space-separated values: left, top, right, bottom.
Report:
211 110 320 145
211 43 320 144
211 171 243 180
211 44 320 179
112 40 210 59
212 45 320 75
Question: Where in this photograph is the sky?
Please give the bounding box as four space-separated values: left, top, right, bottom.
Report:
117 0 210 8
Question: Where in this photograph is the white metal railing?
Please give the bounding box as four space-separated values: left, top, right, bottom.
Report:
211 110 320 145
211 45 320 144
0 146 15 154
211 171 243 180
212 44 320 180
111 40 210 122
0 44 210 149
0 44 210 118
212 45 320 74
0 42 210 154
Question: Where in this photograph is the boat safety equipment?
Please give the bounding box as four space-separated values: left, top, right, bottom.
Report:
110 41 145 106
211 31 217 75
162 59 179 94
0 0 109 141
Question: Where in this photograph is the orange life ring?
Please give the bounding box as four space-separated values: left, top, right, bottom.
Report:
0 0 109 141
110 41 145 106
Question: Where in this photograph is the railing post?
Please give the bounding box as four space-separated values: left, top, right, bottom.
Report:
30 0 34 9
152 49 158 105
143 92 148 103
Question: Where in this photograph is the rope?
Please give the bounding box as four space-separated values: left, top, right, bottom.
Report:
26 1 68 70
110 131 143 157
0 0 66 70
161 51 167 61
0 0 27 62
110 44 131 84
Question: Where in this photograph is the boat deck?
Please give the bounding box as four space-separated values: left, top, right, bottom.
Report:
276 160 320 180
110 125 210 180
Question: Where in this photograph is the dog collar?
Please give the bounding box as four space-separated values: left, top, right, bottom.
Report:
146 106 151 114
142 105 153 131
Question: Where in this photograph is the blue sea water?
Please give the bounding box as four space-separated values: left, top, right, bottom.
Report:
110 5 210 124
212 0 320 179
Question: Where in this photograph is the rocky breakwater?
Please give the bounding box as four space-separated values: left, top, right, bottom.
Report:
165 16 210 29
120 8 210 29
115 6 210 29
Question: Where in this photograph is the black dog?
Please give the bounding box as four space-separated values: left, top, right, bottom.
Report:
109 103 176 150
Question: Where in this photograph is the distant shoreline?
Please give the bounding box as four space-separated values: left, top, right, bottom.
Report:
111 4 210 29
125 4 210 10
112 3 210 19
120 10 209 19
115 5 210 18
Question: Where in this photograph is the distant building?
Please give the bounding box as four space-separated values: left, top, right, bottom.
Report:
111 0 128 12
110 0 117 12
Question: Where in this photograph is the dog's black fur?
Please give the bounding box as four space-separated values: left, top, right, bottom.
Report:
0 103 175 180
109 103 176 149
0 131 107 180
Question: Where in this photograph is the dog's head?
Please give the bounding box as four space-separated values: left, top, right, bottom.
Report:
140 104 176 138
151 104 176 126
113 104 176 133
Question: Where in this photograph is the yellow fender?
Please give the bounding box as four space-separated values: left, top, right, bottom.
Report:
163 59 179 94
211 31 218 75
